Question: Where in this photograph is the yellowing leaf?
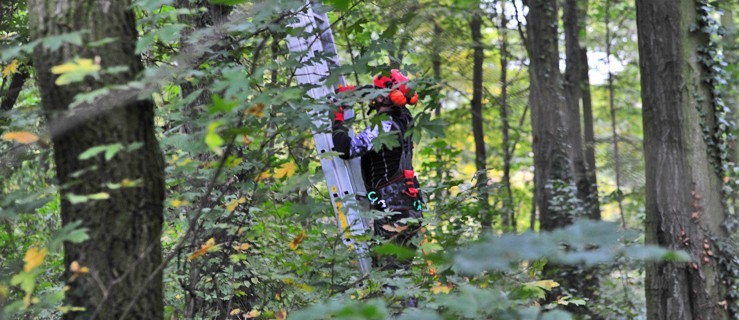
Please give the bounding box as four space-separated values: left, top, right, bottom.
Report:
50 58 101 85
245 309 261 318
242 135 252 145
120 179 141 187
233 243 251 251
171 199 191 208
205 121 224 155
275 162 297 179
275 309 287 320
188 238 218 261
526 280 560 291
229 308 241 316
226 197 245 212
2 59 18 78
289 230 307 250
69 261 90 281
23 247 47 272
69 261 89 274
0 285 9 297
247 103 265 117
275 292 281 301
430 282 452 294
2 131 39 144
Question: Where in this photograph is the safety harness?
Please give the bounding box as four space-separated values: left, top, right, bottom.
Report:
366 110 423 212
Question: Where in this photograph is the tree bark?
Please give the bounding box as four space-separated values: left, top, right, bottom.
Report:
526 0 570 230
498 0 514 231
175 0 232 134
470 11 491 229
636 0 730 319
605 0 626 228
528 0 601 315
580 46 600 219
0 66 28 112
564 0 600 221
28 0 165 319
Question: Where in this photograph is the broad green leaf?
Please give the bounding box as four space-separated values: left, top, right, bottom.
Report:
78 143 124 161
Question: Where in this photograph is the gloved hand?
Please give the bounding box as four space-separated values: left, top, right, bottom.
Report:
333 105 345 123
332 85 355 123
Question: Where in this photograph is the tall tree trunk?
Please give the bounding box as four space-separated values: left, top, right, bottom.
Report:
563 0 602 314
498 0 514 231
580 45 600 219
605 0 626 228
526 0 570 230
28 0 165 319
528 0 599 315
636 0 730 319
563 0 596 220
470 12 491 229
431 21 444 189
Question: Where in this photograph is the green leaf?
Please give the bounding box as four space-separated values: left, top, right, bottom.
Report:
50 220 90 251
205 121 225 152
209 94 239 114
78 143 124 161
373 243 416 260
326 0 351 10
66 193 89 204
87 192 110 200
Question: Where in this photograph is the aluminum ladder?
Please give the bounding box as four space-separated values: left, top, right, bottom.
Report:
286 1 372 274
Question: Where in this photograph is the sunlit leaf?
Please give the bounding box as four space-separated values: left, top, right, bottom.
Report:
23 247 47 272
289 230 307 250
2 131 39 144
275 162 297 179
430 282 452 294
205 122 224 154
50 58 101 85
2 59 19 77
171 199 191 208
525 280 560 291
188 238 218 261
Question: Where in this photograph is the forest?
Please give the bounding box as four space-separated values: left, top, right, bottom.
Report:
0 0 737 319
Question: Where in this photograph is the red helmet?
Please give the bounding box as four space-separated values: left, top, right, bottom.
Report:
373 69 419 107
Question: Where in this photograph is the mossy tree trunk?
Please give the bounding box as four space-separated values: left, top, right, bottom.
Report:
635 0 729 319
28 1 165 319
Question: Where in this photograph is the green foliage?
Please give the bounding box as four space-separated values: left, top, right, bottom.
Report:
0 0 721 318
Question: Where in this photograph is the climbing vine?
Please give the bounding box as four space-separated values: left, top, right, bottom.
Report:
692 0 739 317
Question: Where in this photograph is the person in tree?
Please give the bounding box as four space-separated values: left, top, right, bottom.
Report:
331 69 423 270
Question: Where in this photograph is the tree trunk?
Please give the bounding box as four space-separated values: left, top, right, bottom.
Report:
470 12 491 229
580 45 600 220
28 0 165 319
176 0 232 134
526 0 570 230
605 0 626 228
432 20 445 202
635 0 730 319
563 1 602 315
564 0 600 222
0 66 28 112
499 0 514 231
562 0 587 209
528 0 599 315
